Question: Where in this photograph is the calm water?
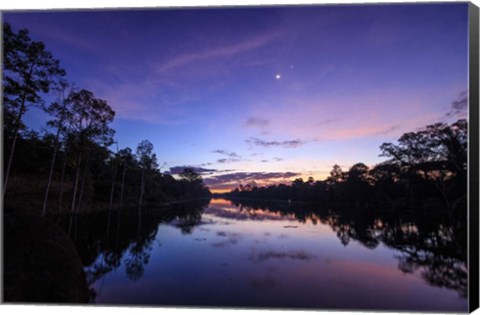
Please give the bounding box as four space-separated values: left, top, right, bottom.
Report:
70 198 467 311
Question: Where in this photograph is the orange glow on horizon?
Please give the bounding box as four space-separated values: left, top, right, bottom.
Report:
206 170 332 194
210 188 232 194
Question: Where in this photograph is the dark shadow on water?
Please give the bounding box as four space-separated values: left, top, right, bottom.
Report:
54 198 210 301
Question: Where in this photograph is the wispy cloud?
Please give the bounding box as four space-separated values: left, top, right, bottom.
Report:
246 137 306 148
157 31 282 72
212 150 241 158
213 149 243 164
373 125 401 135
217 158 242 164
168 166 218 175
445 90 468 119
246 117 269 128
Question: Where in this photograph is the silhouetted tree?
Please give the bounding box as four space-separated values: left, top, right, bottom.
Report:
3 23 65 197
136 140 158 210
117 147 136 207
344 163 371 206
42 81 75 216
380 119 467 211
66 89 115 213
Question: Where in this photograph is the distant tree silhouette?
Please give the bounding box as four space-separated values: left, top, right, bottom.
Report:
136 140 158 210
116 147 137 207
344 163 371 206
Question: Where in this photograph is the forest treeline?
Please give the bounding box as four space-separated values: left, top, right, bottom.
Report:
2 23 211 216
223 118 467 219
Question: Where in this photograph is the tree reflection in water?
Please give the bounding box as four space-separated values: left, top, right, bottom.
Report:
60 196 466 301
59 198 210 300
229 199 467 298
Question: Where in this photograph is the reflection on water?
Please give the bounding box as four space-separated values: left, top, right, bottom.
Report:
65 198 467 311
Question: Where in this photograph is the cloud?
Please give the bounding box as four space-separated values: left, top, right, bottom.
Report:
212 150 240 158
168 166 218 175
157 31 282 72
373 125 400 135
204 171 300 189
213 149 243 164
217 158 242 164
445 90 468 118
246 117 269 128
246 137 306 148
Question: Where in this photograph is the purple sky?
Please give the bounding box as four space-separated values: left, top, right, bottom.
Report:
4 3 469 192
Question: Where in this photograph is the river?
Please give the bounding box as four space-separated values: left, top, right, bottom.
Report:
69 198 467 311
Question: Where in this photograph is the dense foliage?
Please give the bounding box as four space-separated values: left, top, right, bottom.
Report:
2 23 211 216
223 119 467 219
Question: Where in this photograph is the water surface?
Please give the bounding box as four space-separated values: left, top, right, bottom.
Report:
72 199 467 311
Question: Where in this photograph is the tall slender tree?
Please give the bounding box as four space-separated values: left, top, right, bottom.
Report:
66 89 115 214
136 140 158 213
117 147 136 207
42 81 75 216
3 23 65 198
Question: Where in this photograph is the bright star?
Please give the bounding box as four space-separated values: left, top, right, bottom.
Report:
275 74 281 79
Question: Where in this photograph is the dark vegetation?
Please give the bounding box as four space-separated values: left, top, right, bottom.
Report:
2 23 210 303
221 119 467 222
3 22 211 217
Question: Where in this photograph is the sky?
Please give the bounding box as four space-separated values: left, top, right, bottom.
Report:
4 3 469 192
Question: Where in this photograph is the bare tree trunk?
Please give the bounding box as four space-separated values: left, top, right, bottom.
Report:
106 155 118 241
70 153 82 214
3 99 27 198
3 130 20 198
42 125 63 216
138 168 145 210
3 68 33 199
119 163 126 207
137 168 145 235
58 154 67 214
76 150 91 213
68 153 81 237
109 161 118 211
106 208 112 241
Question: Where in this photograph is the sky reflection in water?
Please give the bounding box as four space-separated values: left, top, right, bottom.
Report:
88 199 467 311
